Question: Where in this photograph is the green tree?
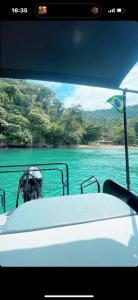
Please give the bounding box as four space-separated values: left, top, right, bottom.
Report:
46 123 64 146
7 114 30 130
112 126 136 145
6 124 33 146
133 121 138 136
0 107 8 134
28 108 51 144
0 91 13 111
0 133 7 144
83 122 102 143
0 107 7 120
47 99 65 122
59 105 85 145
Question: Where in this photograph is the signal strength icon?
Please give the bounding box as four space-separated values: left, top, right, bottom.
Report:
108 8 115 13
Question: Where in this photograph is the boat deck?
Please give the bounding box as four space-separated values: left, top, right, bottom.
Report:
1 192 136 234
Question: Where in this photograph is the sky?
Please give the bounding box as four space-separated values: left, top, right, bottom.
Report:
30 62 138 111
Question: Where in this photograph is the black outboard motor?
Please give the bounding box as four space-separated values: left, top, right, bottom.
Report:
19 166 43 202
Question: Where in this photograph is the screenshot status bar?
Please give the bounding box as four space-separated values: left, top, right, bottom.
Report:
1 3 138 20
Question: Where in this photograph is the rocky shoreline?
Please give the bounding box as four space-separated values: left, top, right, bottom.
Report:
0 143 138 150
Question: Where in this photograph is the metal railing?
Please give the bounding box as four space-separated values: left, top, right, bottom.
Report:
0 162 69 211
129 187 138 195
0 188 6 213
80 175 100 194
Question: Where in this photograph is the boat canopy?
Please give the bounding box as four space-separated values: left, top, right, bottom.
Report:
0 21 138 90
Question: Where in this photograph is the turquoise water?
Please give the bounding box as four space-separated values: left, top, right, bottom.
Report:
0 148 138 213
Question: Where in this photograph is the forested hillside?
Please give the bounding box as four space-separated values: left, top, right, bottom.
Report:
0 79 138 147
84 105 138 125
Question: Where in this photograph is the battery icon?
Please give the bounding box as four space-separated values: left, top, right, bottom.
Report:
116 8 126 13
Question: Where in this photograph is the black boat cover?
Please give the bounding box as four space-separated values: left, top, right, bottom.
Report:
1 21 138 89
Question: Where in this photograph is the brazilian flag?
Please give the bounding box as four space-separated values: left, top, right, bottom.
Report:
106 95 124 113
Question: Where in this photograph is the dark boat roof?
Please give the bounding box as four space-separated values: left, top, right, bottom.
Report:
1 21 138 90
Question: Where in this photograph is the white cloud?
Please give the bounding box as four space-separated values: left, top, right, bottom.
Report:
30 80 62 89
64 86 119 110
64 63 138 111
120 62 138 91
30 62 138 111
64 85 138 111
42 81 62 89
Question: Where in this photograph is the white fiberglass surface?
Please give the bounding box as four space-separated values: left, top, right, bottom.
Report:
1 193 136 234
0 214 138 266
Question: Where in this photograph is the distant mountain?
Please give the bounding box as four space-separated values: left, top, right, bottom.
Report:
84 105 138 125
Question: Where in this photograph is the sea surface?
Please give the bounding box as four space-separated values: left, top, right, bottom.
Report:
0 147 138 213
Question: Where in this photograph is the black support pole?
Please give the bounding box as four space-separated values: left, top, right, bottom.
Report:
123 89 130 190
